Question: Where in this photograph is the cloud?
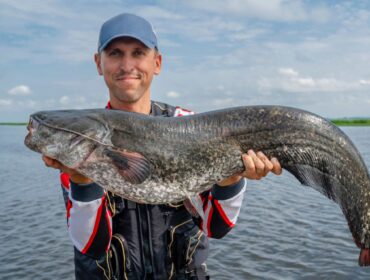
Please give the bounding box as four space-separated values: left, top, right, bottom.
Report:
184 0 331 22
359 79 370 85
0 99 13 106
259 68 367 93
1 1 370 119
135 5 185 21
57 95 97 108
278 68 299 78
8 85 32 96
166 91 180 98
0 1 104 64
59 96 70 105
212 97 235 107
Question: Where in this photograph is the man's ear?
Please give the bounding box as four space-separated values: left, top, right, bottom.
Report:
154 53 162 75
94 53 103 75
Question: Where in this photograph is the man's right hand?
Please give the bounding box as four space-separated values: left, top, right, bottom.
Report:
42 155 93 184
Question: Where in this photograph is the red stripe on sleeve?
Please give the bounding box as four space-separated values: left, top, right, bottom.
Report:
207 207 214 238
60 172 70 190
175 106 192 113
81 197 105 254
66 199 72 221
213 199 235 228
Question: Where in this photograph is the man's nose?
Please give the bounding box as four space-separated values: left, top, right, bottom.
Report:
119 56 135 72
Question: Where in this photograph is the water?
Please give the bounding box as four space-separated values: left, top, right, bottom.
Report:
1 126 370 279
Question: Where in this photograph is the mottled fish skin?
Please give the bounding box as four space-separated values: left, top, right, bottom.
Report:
24 106 370 257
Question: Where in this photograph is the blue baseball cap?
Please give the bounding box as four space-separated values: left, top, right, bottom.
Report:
97 13 158 53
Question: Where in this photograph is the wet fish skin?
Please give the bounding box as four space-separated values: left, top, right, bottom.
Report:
24 106 370 265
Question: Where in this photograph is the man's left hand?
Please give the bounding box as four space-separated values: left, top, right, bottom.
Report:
217 150 282 187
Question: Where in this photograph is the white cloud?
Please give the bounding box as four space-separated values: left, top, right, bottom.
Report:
259 68 366 93
77 96 86 103
135 5 185 21
359 79 370 85
229 27 268 42
0 1 370 119
212 97 235 107
59 96 70 105
185 0 330 22
0 99 13 106
278 68 299 77
57 95 98 108
166 91 180 98
296 77 315 87
8 85 32 96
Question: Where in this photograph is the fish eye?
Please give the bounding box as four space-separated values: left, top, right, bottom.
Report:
28 117 39 130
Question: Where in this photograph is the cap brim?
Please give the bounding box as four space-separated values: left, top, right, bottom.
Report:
98 34 156 53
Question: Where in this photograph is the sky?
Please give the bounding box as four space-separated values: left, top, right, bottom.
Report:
1 0 370 121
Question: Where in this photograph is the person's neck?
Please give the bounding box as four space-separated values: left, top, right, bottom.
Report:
109 98 151 115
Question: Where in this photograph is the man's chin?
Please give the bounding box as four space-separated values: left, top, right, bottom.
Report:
113 91 146 104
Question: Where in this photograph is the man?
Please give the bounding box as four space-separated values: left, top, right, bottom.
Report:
43 13 282 279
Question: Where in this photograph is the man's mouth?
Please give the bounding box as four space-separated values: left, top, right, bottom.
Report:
116 73 141 81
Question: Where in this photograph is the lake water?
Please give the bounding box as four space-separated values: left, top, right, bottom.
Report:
1 126 370 279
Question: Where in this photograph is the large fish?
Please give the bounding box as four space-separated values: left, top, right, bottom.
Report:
24 106 370 265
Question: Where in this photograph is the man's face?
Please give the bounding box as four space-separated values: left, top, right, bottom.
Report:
95 37 162 106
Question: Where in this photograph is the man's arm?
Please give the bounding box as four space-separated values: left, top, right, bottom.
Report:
198 150 282 239
217 150 282 185
44 156 112 259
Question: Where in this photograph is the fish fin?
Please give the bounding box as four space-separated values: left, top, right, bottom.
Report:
104 147 150 184
285 164 340 202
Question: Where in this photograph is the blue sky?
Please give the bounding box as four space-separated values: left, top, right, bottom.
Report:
1 0 370 121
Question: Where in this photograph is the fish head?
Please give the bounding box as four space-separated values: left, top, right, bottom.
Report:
24 109 107 168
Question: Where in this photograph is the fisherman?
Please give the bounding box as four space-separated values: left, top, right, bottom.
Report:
42 13 282 279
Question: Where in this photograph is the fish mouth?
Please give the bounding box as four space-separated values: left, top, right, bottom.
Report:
24 116 41 151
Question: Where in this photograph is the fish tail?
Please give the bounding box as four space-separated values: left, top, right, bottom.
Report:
359 248 370 266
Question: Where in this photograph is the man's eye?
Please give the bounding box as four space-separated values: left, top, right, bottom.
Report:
133 50 145 56
109 50 120 56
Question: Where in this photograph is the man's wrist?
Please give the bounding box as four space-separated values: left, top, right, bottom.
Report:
70 174 93 184
213 178 246 200
217 175 242 187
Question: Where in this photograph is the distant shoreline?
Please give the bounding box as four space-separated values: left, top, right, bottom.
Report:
331 119 370 126
0 123 28 126
1 119 370 127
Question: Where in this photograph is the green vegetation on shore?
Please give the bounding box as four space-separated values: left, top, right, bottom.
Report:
331 119 370 126
0 122 27 126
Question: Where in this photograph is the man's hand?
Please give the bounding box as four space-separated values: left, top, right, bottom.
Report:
42 155 93 184
217 150 282 187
